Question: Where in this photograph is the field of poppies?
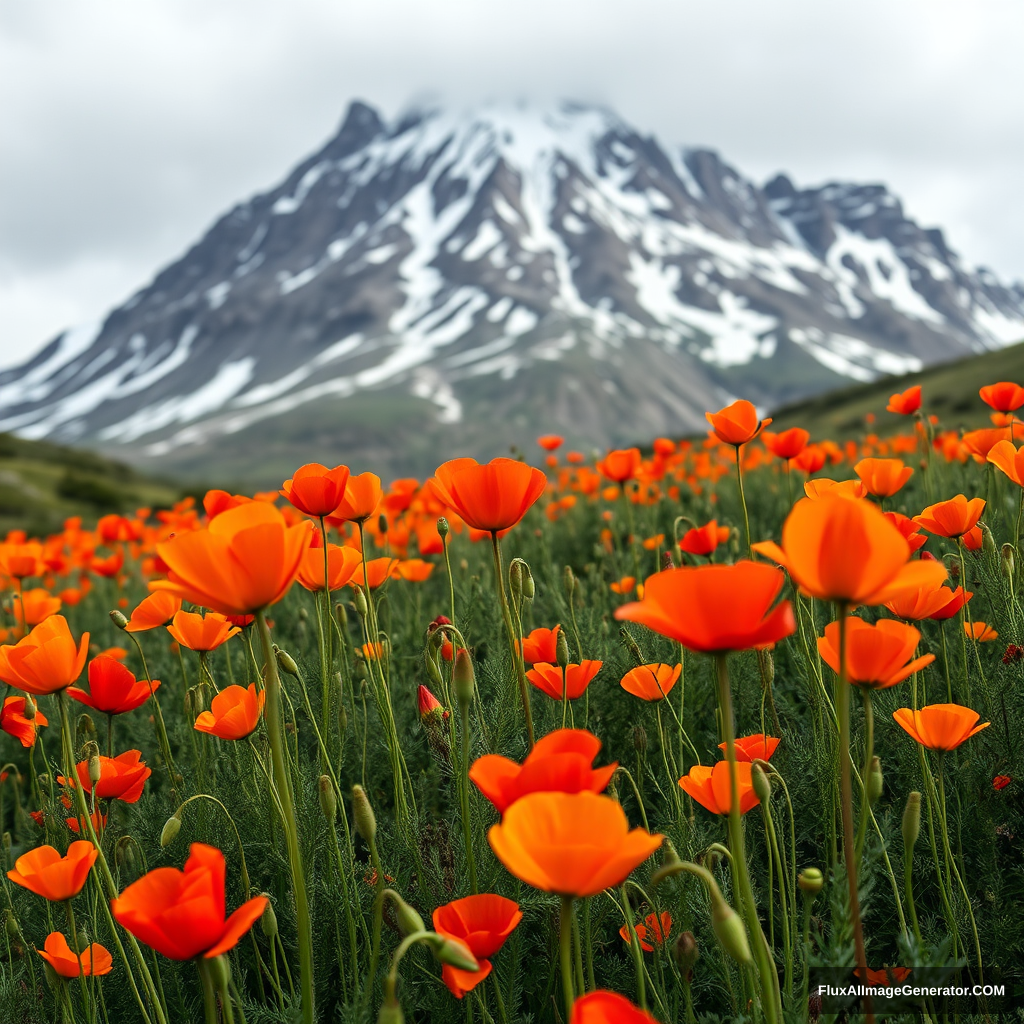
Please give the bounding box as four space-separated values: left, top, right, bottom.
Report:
1 380 1024 1024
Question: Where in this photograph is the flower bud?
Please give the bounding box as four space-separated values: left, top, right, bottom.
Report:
261 900 278 938
555 630 570 670
751 763 771 804
391 893 426 936
509 561 522 603
86 747 102 786
352 785 377 845
2 832 10 855
377 995 405 1024
711 894 752 964
431 934 480 972
902 791 921 851
661 551 674 571
77 714 96 743
632 725 647 755
619 627 645 667
275 648 300 678
338 699 348 736
1002 543 1016 579
521 562 535 600
160 813 182 847
115 836 136 871
335 602 348 630
353 588 368 619
673 931 699 974
109 609 129 630
761 651 775 686
5 909 19 938
453 648 475 707
319 776 337 821
798 867 824 896
378 513 388 535
563 565 576 603
299 606 309 622
437 517 449 539
22 696 36 721
867 756 883 805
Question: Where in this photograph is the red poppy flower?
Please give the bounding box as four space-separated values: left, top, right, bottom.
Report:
913 495 985 539
706 399 770 446
67 656 160 715
518 626 561 664
979 381 1024 413
537 435 564 451
620 663 681 702
194 684 265 741
854 966 912 986
993 775 1011 790
60 750 151 804
679 761 760 815
38 931 113 978
124 592 182 633
7 841 97 901
0 616 89 695
678 520 730 556
892 703 989 750
280 463 351 518
887 386 922 415
432 894 522 998
570 991 660 1023
0 695 48 748
718 734 780 762
763 427 810 461
854 458 913 498
526 661 602 700
817 618 934 689
432 458 547 533
619 911 672 952
597 448 642 483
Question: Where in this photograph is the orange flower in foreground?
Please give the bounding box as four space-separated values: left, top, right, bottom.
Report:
892 703 989 750
519 626 561 664
619 911 672 952
488 791 662 897
331 472 383 524
706 399 770 446
296 542 362 592
753 494 947 606
280 463 351 518
678 520 729 556
432 894 522 998
526 661 603 700
0 616 89 695
124 592 182 632
151 502 310 616
167 610 241 652
979 381 1024 413
0 695 48 747
12 588 61 627
194 684 265 741
67 656 160 715
854 458 913 498
817 618 933 689
763 427 810 461
7 841 97 900
432 458 547 533
913 495 985 539
887 385 922 415
885 583 970 621
620 663 681 701
719 734 779 762
679 761 760 815
988 441 1024 487
597 448 642 483
112 843 268 960
570 990 660 1024
615 562 794 654
62 750 151 804
470 729 617 814
966 622 998 642
38 931 113 978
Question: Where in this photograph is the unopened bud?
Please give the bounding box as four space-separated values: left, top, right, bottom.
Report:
1 832 10 855
563 565 576 603
5 909 19 938
1002 543 1016 579
352 785 377 845
299 606 309 622
661 551 674 571
378 513 388 535
319 776 337 821
77 714 96 742
453 648 475 707
335 602 348 630
160 813 182 847
114 836 136 871
619 627 645 667
377 994 405 1024
509 561 523 603
632 724 647 754
980 522 996 555
555 630 570 670
22 696 36 721
798 867 824 896
437 517 449 539
673 930 699 974
711 893 752 964
88 755 102 786
275 647 300 678
761 650 775 686
391 893 426 936
338 700 348 736
261 900 278 938
867 756 883 805
353 588 368 619
751 763 771 804
431 935 480 972
902 791 921 851
109 609 129 630
521 562 535 600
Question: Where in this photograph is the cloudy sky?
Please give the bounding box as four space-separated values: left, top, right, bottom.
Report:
2 0 1022 368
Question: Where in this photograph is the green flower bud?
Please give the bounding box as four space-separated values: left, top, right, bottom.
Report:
563 565 576 603
521 561 535 600
335 602 348 630
261 900 278 939
619 627 645 667
160 813 182 847
980 521 996 556
1002 543 1016 579
673 930 699 974
319 776 337 821
115 836 136 871
352 785 377 844
391 893 426 937
437 517 450 539
867 756 883 805
208 954 231 992
555 630 570 670
751 763 771 804
902 791 921 851
109 609 129 630
431 934 480 972
353 588 368 619
22 696 36 721
377 994 405 1024
632 724 647 754
453 648 475 707
711 894 752 964
798 867 824 896
509 560 523 603
378 513 388 535
275 647 300 678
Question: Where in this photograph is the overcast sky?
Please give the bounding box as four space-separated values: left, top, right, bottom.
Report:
2 0 1022 369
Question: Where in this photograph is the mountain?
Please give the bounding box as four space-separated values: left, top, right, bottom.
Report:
2 100 1022 484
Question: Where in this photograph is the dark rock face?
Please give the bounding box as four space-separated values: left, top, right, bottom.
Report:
2 100 1021 484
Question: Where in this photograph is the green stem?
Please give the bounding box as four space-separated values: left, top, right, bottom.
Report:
198 959 219 1024
559 896 575 1020
620 884 647 1010
460 701 478 894
854 689 874 864
490 534 534 748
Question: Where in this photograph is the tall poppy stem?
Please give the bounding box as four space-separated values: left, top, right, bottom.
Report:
255 609 315 1024
734 447 752 557
714 653 781 1024
198 959 219 1024
854 689 874 864
490 534 534 748
835 608 873 1023
559 896 575 1020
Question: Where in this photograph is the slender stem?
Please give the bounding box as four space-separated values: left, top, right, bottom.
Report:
198 960 219 1024
559 896 575 1020
855 689 874 864
490 534 534 748
460 700 478 894
620 884 647 1010
735 448 752 558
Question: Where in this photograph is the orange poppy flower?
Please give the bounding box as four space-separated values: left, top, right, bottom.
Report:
112 843 268 960
619 911 672 952
432 458 547 533
883 511 927 553
792 444 827 474
817 618 933 689
66 808 107 835
331 472 383 524
395 558 435 582
90 549 125 579
280 463 351 518
124 592 181 633
753 494 947 605
7 841 97 901
0 541 44 580
961 428 1007 462
966 621 998 642
679 761 760 815
913 494 985 539
151 502 310 616
614 562 795 654
988 441 1024 487
854 458 913 498
67 656 160 715
12 588 61 628
892 703 989 750
979 381 1024 413
295 542 362 591
0 695 48 747
885 582 971 621
763 427 810 461
349 557 400 590
886 385 922 415
705 399 770 446
597 448 642 483
432 894 523 998
0 616 89 695
38 931 113 978
570 990 660 1023
526 661 602 700
194 684 265 741
167 610 241 652
488 791 662 897
60 749 151 804
678 520 730 556
537 435 564 451
609 576 636 595
718 734 780 762
469 728 617 814
620 663 681 702
519 626 561 664
854 966 912 986
804 478 867 500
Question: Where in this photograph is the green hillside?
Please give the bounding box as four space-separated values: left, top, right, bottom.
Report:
0 432 184 537
769 340 1024 438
